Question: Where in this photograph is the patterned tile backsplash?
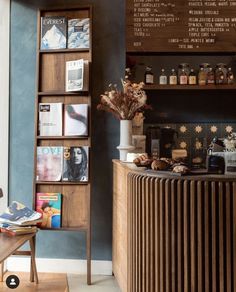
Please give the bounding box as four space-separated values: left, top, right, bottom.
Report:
144 123 236 168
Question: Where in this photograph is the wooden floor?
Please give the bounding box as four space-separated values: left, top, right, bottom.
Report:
0 272 68 292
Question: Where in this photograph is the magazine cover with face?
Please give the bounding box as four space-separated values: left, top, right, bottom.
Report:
62 146 89 182
36 193 62 229
36 146 63 181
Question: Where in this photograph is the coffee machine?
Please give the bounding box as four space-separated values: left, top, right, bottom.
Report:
146 126 178 158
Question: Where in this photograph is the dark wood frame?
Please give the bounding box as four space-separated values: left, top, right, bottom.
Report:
33 6 92 285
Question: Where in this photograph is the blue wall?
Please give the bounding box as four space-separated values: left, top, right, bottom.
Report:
10 0 125 260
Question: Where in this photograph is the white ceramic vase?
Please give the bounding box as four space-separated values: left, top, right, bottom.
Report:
117 120 135 161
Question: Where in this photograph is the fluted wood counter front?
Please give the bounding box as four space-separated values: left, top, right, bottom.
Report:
113 160 236 292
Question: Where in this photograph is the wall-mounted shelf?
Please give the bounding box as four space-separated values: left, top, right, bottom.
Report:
144 84 236 91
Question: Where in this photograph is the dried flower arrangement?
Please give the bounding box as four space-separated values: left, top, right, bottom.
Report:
97 69 150 120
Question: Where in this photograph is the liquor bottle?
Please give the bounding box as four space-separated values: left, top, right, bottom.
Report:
159 69 167 85
179 69 188 85
169 69 177 85
227 67 234 84
188 69 197 85
207 67 215 85
198 67 207 85
144 66 154 85
215 67 224 85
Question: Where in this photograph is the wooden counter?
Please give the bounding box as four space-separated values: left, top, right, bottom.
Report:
112 160 236 292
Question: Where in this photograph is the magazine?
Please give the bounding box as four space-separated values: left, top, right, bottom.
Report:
36 146 63 181
41 16 67 50
68 18 90 49
0 201 42 226
62 146 89 182
39 103 62 136
36 193 62 229
65 59 84 92
64 104 88 136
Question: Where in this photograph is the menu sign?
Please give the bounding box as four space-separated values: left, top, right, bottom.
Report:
126 0 236 52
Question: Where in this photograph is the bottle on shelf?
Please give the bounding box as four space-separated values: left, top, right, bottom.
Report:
159 69 167 85
188 69 197 85
169 69 177 85
144 66 154 85
215 67 225 85
179 69 188 85
206 67 215 85
227 67 234 84
178 63 190 83
216 63 227 84
198 67 207 86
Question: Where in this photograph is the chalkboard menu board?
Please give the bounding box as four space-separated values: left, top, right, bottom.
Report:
126 0 236 52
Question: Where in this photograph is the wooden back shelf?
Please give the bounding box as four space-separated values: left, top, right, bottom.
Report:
33 6 92 284
39 53 90 92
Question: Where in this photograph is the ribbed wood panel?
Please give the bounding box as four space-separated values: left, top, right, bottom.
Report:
128 174 236 292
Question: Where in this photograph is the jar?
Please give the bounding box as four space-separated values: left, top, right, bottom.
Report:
199 63 210 74
144 66 154 85
178 63 190 83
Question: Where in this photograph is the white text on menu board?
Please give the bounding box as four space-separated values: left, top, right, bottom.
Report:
132 0 236 49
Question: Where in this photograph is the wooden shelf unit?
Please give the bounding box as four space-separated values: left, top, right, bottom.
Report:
33 6 92 285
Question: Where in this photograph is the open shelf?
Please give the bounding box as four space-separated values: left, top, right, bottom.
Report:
39 226 88 231
39 48 90 54
38 91 89 96
35 181 89 185
37 136 88 140
143 84 236 90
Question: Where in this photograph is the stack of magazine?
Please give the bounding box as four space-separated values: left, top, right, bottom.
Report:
0 201 42 236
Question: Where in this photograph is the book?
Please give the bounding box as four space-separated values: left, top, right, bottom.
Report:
1 226 38 236
68 18 90 49
39 103 62 136
62 146 89 182
65 59 84 92
36 193 62 229
36 146 63 181
0 201 42 226
41 16 67 50
64 104 88 136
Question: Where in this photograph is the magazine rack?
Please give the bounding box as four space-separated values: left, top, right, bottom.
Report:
33 6 92 284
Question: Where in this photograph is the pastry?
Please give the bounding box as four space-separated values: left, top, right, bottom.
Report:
172 164 189 174
133 154 152 167
151 159 169 171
